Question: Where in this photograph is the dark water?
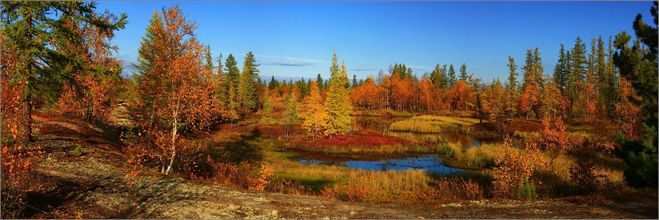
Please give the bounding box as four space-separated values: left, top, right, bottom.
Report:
298 155 463 175
352 116 496 148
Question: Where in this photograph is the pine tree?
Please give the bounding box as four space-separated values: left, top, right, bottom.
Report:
221 54 240 117
316 74 324 90
448 64 457 87
554 44 569 95
352 74 358 88
533 48 544 89
520 49 542 118
204 46 213 74
268 76 279 90
459 63 469 81
505 56 519 117
239 52 259 114
323 51 352 136
303 81 326 139
0 2 126 144
431 64 446 89
612 1 658 188
569 37 587 117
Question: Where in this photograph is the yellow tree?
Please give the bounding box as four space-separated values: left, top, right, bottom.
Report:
323 52 352 136
302 81 326 139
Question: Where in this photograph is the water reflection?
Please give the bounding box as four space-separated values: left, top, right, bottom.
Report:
352 116 497 148
298 155 462 175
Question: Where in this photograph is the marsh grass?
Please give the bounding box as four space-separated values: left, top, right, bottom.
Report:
389 115 480 134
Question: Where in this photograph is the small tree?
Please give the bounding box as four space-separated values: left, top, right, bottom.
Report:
284 93 298 136
302 81 326 139
323 52 352 136
261 86 272 120
132 6 214 175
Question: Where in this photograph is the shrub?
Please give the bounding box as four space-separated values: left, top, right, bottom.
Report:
491 140 548 198
69 145 83 157
516 178 537 200
321 184 368 202
1 146 41 218
569 160 603 194
210 160 273 191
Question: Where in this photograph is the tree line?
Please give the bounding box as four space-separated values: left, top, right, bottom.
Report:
1 2 656 186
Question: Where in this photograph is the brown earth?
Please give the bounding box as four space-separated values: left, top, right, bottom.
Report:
21 113 658 219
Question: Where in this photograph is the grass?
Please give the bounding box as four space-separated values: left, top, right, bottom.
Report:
438 143 516 169
203 121 631 204
389 115 480 134
351 109 417 117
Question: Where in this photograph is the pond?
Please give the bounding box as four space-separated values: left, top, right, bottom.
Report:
352 116 497 148
298 155 463 175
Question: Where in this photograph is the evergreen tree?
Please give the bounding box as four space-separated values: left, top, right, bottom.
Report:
239 51 259 114
505 56 519 117
553 44 569 95
569 37 587 117
613 1 658 188
520 49 542 118
323 51 352 136
448 64 457 87
430 64 446 89
316 74 324 90
268 76 279 90
507 56 519 93
352 74 358 88
220 54 240 114
204 46 213 74
459 63 469 81
0 2 126 144
533 48 544 88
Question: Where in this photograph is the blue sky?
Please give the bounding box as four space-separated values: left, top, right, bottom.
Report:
97 1 654 82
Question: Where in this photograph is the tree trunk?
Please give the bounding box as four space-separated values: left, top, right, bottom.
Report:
165 111 178 175
23 90 33 145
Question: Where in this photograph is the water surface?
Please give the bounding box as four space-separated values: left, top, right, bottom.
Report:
298 155 463 175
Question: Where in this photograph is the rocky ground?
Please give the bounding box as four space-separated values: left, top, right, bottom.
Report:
21 113 658 219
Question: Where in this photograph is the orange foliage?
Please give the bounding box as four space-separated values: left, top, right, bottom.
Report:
129 6 216 175
208 159 273 192
613 78 642 139
491 136 548 198
449 80 474 111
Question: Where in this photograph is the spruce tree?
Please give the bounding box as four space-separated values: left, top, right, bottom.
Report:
569 37 587 117
220 54 240 118
0 2 126 144
316 74 324 90
431 64 446 89
553 44 568 95
612 1 658 188
239 52 259 114
204 46 213 74
459 63 469 81
448 64 456 87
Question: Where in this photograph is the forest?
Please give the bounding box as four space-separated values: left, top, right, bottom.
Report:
1 1 657 219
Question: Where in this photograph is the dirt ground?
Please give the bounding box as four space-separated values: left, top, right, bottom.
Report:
20 113 658 219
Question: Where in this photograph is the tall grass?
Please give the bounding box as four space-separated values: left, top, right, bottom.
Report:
389 115 479 134
437 143 509 169
389 119 441 133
